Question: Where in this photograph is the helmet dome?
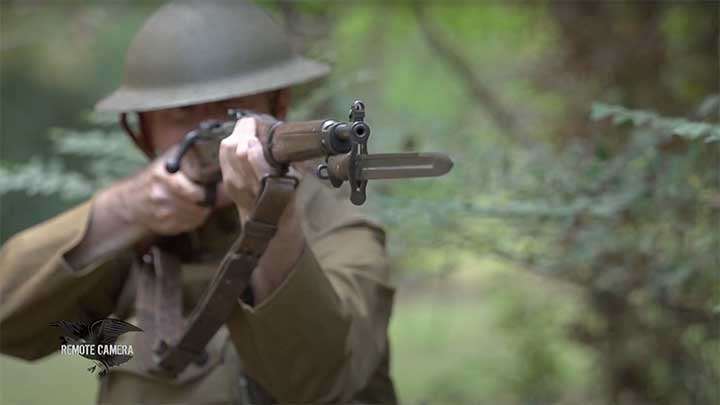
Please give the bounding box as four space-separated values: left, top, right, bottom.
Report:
96 0 330 112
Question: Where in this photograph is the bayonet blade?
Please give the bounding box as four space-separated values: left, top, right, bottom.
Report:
357 153 453 180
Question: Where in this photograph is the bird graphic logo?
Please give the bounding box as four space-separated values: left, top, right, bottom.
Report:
50 319 143 377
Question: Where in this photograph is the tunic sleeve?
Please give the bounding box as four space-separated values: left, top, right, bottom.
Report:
226 178 395 403
0 200 131 360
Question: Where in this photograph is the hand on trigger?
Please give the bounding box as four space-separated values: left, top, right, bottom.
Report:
108 148 211 236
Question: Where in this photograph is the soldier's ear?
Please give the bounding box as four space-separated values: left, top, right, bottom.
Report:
271 88 291 119
136 112 157 158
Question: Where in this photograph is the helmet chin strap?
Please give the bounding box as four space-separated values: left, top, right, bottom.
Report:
120 112 156 160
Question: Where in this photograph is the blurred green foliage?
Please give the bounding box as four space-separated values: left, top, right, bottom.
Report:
1 1 717 404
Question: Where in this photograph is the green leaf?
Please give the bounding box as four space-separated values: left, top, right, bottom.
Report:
590 103 614 121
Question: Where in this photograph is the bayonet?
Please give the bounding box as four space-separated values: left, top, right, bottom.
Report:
324 152 453 180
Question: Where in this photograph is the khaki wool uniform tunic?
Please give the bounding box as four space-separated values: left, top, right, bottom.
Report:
0 176 397 404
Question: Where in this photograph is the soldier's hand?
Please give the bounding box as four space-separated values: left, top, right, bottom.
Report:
218 117 278 221
114 149 211 235
219 116 307 303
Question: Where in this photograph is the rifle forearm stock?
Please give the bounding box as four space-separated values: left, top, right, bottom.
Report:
259 119 369 168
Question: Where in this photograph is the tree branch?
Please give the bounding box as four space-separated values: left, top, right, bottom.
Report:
412 4 524 143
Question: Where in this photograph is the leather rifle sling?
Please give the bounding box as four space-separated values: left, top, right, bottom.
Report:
151 175 298 378
152 246 184 346
132 245 184 370
133 255 158 371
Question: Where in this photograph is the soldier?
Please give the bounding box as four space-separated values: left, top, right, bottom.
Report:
0 1 397 404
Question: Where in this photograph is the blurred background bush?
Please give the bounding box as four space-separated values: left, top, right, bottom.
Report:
0 1 717 404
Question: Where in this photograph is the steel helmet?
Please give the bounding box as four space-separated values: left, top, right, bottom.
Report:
96 0 330 112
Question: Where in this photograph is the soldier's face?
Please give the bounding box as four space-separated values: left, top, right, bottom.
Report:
140 90 290 155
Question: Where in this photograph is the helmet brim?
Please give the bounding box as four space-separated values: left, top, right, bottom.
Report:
95 57 330 112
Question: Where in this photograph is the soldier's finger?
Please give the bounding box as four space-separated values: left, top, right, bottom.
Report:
169 194 211 217
148 182 172 206
224 117 255 145
164 172 206 203
218 119 254 183
247 137 275 180
219 134 251 183
234 140 262 195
